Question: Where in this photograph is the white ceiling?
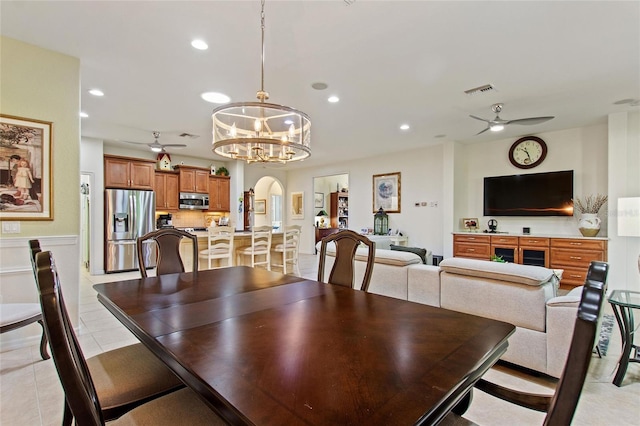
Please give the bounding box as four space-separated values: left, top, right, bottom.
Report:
2 0 639 170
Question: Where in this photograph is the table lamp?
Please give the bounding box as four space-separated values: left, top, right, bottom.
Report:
618 197 640 273
316 209 328 228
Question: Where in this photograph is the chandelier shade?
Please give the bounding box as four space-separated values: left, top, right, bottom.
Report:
211 0 311 164
212 101 310 163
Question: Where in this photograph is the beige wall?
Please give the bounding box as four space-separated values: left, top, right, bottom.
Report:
0 36 81 349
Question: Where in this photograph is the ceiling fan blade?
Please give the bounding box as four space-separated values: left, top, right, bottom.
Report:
475 127 490 135
161 144 187 148
120 140 148 145
469 115 490 123
506 116 555 126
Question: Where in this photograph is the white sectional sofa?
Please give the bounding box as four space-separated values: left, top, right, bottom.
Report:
321 248 583 378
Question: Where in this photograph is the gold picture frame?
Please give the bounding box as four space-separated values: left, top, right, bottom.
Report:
291 191 304 220
255 199 266 215
0 114 53 220
372 172 401 213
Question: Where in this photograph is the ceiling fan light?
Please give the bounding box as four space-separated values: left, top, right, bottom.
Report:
490 124 504 132
150 146 163 152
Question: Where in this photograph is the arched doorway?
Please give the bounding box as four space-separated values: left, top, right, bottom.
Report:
253 176 284 231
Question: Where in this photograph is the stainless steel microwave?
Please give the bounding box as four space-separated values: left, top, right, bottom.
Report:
179 192 209 210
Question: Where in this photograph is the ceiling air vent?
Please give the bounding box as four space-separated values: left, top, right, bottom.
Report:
178 133 199 139
464 84 496 96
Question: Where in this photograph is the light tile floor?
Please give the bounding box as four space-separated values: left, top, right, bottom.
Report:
1 253 638 425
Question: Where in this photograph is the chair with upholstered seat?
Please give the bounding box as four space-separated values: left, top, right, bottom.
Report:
0 303 49 360
443 261 609 426
137 228 198 278
236 225 272 270
270 225 301 275
33 250 225 426
198 225 234 269
28 241 185 425
318 229 376 291
0 241 52 360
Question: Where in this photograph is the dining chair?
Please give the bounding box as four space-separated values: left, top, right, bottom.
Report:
32 250 225 426
443 261 609 426
236 225 272 270
270 225 301 275
198 225 234 269
28 242 185 425
137 228 198 278
318 229 376 291
0 241 51 361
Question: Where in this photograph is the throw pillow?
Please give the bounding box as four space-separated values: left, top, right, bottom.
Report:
390 244 427 264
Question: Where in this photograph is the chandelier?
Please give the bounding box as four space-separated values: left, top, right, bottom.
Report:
211 0 311 164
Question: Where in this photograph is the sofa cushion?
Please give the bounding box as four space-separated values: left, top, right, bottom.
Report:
439 257 557 287
390 244 428 264
323 244 422 267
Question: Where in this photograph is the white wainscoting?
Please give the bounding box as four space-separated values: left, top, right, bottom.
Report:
0 235 79 351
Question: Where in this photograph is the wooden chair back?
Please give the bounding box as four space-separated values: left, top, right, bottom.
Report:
137 228 198 278
237 225 272 269
472 261 609 426
272 225 302 275
200 225 235 269
34 250 104 426
318 229 375 291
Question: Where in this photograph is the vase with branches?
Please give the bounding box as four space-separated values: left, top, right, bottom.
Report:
573 194 607 237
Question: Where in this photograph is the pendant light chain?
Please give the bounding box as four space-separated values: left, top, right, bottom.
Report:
257 0 268 102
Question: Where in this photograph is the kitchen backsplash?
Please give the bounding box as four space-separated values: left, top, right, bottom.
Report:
157 211 230 229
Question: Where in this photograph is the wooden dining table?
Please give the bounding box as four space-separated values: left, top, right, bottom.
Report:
94 266 514 425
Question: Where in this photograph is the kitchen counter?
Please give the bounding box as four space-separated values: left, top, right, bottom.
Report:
179 229 285 269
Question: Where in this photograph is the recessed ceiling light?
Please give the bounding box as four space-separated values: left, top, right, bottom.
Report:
400 124 410 131
311 82 328 90
88 89 104 97
79 112 89 118
328 95 340 103
191 39 208 50
201 92 231 104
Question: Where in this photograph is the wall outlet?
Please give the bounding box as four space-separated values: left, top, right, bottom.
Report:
2 221 21 234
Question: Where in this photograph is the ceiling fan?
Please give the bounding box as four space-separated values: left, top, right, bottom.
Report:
124 131 187 152
470 103 554 135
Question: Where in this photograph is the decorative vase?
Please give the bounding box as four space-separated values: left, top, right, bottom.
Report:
578 213 601 237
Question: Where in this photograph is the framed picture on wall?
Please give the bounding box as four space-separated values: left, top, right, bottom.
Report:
291 191 304 220
0 114 53 220
314 192 324 208
372 172 401 213
255 199 266 215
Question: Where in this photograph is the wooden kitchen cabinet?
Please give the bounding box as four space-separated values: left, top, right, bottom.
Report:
208 176 230 212
154 171 179 211
104 155 155 190
176 166 209 193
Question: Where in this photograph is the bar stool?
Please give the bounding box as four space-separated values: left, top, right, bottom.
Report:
271 225 301 275
198 226 234 269
236 225 272 270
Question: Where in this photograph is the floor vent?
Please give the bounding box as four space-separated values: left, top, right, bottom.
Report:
464 84 496 96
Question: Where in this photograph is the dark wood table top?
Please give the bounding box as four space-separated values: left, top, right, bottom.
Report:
94 266 514 425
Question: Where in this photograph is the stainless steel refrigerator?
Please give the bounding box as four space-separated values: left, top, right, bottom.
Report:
105 189 156 273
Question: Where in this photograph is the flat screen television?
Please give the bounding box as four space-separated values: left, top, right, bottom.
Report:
483 170 574 216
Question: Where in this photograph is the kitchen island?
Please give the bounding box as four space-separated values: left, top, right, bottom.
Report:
179 229 284 270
